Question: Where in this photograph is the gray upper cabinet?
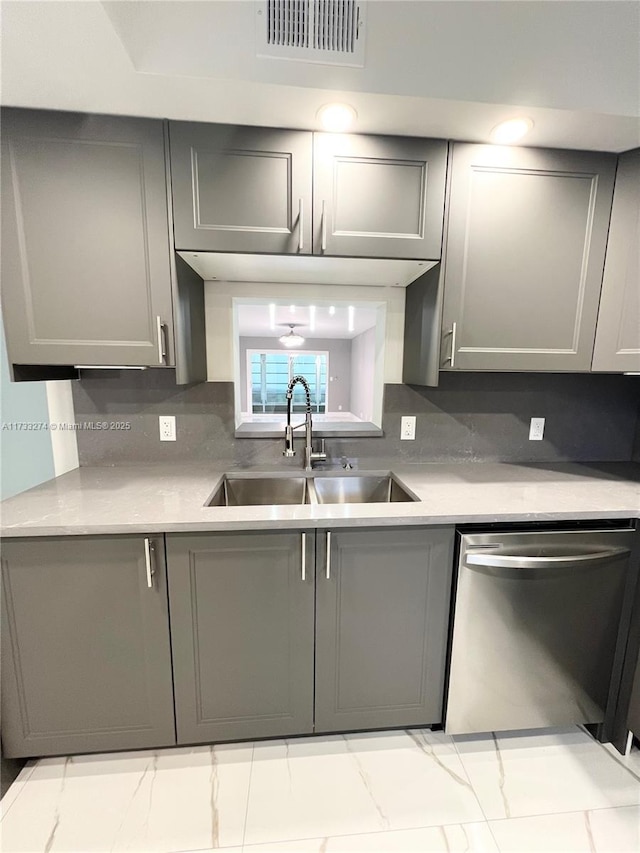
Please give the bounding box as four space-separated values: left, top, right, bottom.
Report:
441 144 617 372
167 531 315 744
314 527 454 733
169 123 313 254
1 536 175 758
169 123 447 260
592 149 640 372
313 133 448 259
1 109 175 368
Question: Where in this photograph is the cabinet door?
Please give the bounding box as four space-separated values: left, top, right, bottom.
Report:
167 531 315 743
1 109 175 367
592 149 640 372
315 527 454 732
313 133 447 259
627 653 640 739
169 123 312 254
1 536 175 758
441 144 617 371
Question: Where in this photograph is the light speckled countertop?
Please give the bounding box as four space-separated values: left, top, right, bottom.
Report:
1 460 638 537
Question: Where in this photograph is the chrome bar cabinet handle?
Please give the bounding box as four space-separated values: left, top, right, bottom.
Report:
443 322 457 368
301 532 306 581
326 531 332 579
156 316 167 365
144 537 155 588
298 198 304 252
450 321 457 368
321 200 327 252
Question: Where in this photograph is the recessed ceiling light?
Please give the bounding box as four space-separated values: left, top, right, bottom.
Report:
329 305 336 316
490 117 534 145
317 103 357 133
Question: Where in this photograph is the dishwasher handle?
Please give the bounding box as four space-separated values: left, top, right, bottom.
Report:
466 546 630 572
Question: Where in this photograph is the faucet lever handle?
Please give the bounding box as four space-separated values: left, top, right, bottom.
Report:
311 437 327 465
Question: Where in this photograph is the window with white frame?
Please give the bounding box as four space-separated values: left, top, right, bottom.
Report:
248 350 328 414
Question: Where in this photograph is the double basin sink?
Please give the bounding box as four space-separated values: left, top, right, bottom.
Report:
206 473 418 507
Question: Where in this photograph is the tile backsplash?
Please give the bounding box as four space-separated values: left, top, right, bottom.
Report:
72 370 640 467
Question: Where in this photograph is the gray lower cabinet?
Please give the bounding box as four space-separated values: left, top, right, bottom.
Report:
169 123 313 254
1 525 456 757
1 109 176 369
314 527 454 732
1 536 175 758
592 148 640 372
166 531 315 743
313 133 448 259
441 144 617 372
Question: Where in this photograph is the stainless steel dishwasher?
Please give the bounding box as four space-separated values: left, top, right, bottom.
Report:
445 527 635 735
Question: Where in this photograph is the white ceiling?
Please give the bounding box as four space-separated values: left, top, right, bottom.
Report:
236 302 379 339
1 1 639 152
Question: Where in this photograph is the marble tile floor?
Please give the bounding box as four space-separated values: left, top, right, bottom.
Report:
1 727 639 853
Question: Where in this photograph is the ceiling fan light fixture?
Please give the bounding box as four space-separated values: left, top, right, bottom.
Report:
279 324 305 347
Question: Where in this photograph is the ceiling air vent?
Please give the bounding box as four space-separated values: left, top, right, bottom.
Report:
256 1 366 67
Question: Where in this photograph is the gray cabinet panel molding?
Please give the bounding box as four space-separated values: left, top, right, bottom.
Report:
314 527 454 732
169 123 313 254
592 148 640 372
167 531 315 743
1 109 175 368
313 133 447 259
1 536 176 758
441 144 617 372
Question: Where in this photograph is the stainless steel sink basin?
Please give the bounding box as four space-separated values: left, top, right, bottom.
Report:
311 475 417 504
207 476 310 507
206 473 418 507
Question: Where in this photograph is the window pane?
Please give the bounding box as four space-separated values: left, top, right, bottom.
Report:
250 351 327 414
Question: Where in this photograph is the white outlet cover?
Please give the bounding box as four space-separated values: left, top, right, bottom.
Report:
401 415 416 440
159 415 176 441
529 417 545 440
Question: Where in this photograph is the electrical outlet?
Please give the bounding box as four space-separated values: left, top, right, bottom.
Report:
159 415 176 442
401 415 416 440
529 417 545 441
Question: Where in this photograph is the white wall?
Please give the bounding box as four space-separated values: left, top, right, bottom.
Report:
204 280 405 384
45 380 79 477
104 1 640 119
0 310 78 499
350 327 377 423
5 3 638 154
